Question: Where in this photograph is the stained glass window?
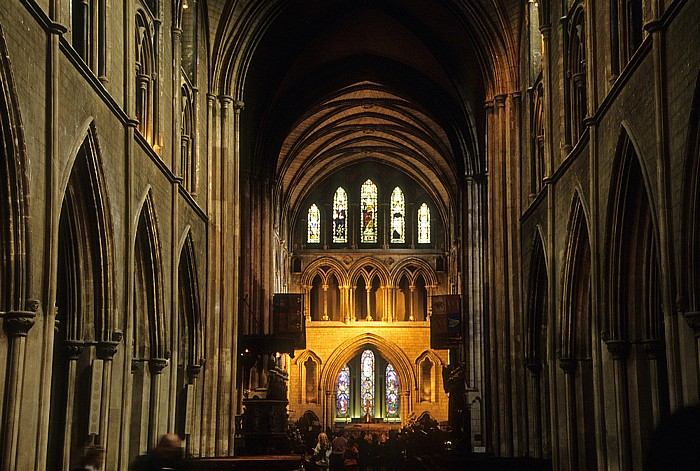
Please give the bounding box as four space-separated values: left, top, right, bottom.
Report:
418 203 430 244
333 188 348 243
386 364 399 417
390 187 405 243
360 180 377 243
361 350 375 417
307 204 320 243
336 365 350 417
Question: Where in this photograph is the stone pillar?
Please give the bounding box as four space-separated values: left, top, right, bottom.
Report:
683 311 700 388
96 337 120 470
1 310 36 471
324 390 335 431
647 3 682 411
559 358 578 470
641 339 664 427
606 340 631 471
525 363 542 458
365 285 372 321
408 285 415 321
322 284 329 321
400 390 411 425
148 358 168 448
62 341 85 471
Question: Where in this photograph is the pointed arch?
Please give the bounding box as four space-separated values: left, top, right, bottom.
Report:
605 126 669 468
178 229 202 368
49 122 115 469
681 71 700 314
321 333 416 394
133 190 166 359
0 26 29 312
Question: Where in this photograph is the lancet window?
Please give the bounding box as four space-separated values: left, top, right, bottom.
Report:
390 187 405 243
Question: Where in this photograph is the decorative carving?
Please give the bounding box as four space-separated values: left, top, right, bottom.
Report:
558 358 577 375
683 311 700 337
131 360 141 374
96 341 119 360
641 339 664 359
112 330 124 343
605 339 631 360
343 256 352 265
149 358 168 375
63 340 85 360
187 364 202 382
2 311 36 338
25 298 40 312
385 257 394 266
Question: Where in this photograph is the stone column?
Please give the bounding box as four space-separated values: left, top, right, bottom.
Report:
408 285 415 321
365 285 372 321
525 363 542 458
400 390 411 425
148 358 168 448
559 358 578 470
324 390 335 431
606 339 631 471
1 310 36 471
683 311 700 387
60 341 85 471
96 337 120 470
322 284 329 321
641 339 664 427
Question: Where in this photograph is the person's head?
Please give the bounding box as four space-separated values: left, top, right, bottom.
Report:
317 432 329 447
154 433 183 463
79 445 104 467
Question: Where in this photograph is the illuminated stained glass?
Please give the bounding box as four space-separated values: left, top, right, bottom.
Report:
418 203 430 244
333 188 348 243
336 365 350 417
360 180 377 243
307 204 320 243
361 350 375 416
386 364 399 417
390 187 405 244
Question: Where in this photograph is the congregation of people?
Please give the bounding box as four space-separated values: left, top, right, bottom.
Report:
308 426 444 471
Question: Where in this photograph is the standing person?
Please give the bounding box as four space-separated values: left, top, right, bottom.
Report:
343 436 359 471
330 430 348 471
312 432 332 470
130 434 184 471
357 432 370 471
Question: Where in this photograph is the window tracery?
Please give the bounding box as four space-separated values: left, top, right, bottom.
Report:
308 204 320 244
418 203 430 244
333 187 348 243
360 180 377 243
390 187 405 243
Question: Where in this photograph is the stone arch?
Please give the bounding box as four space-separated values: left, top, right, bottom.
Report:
390 257 438 287
680 70 700 318
559 190 597 470
524 227 551 459
301 257 349 287
133 189 166 360
321 333 416 396
348 257 390 287
0 24 29 313
415 350 445 403
49 121 115 469
604 125 669 469
294 350 323 405
177 228 203 369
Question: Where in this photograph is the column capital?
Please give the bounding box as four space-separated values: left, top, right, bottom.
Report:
187 364 202 382
683 311 700 337
494 94 507 106
525 362 542 376
96 340 120 360
149 358 169 375
558 357 577 374
63 340 85 360
641 339 664 359
233 100 245 111
605 339 631 360
1 311 36 338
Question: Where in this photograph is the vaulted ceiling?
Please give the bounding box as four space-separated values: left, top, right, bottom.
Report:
207 0 523 224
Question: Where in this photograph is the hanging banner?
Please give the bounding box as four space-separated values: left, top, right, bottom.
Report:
430 294 462 349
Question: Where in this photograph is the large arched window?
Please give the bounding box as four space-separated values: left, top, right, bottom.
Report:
567 8 587 145
360 180 377 243
336 365 350 417
418 203 431 244
386 364 399 418
390 187 405 243
361 349 375 416
333 187 348 243
308 204 320 243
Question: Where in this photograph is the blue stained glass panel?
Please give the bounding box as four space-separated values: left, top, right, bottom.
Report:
333 188 348 243
361 350 375 416
390 187 405 243
360 180 377 243
307 204 320 243
386 364 399 417
336 365 350 417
